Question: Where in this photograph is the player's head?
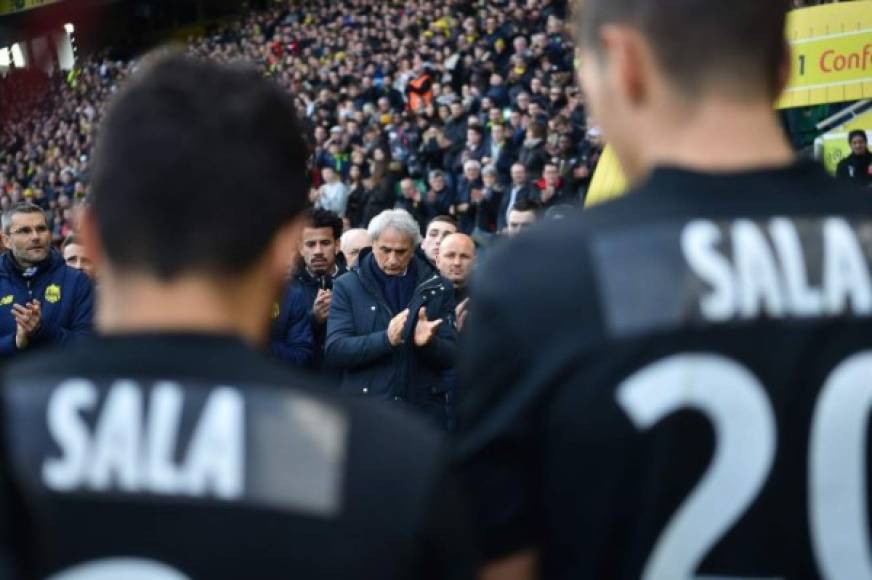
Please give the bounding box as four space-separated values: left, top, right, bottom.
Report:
849 130 869 156
301 208 343 276
84 54 309 336
573 0 791 178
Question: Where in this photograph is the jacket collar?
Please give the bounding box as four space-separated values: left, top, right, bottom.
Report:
1 248 63 280
355 248 439 293
294 252 348 285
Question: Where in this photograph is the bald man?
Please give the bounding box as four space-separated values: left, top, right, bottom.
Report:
339 228 371 268
437 233 476 333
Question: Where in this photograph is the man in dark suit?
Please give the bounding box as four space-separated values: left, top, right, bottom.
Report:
498 163 534 231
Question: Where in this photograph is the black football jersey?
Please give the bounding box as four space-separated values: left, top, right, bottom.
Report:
457 162 872 579
0 334 475 580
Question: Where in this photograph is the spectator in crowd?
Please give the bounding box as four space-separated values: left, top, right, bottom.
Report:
270 283 314 368
294 208 348 369
455 159 484 234
420 215 458 264
485 123 516 179
419 170 456 228
505 198 540 236
836 130 872 187
470 165 505 246
2 0 599 250
534 162 569 207
501 163 535 230
325 209 456 428
62 234 96 279
339 228 371 268
457 125 488 173
313 166 350 218
0 202 93 356
518 121 549 178
345 164 368 228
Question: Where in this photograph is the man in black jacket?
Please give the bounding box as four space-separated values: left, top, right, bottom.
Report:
836 130 872 188
325 208 457 428
499 163 535 231
293 208 348 368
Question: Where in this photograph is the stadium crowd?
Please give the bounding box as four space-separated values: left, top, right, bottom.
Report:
1 0 597 244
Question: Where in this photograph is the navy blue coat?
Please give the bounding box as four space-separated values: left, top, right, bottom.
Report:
324 249 457 428
0 249 93 357
293 254 348 369
269 283 314 368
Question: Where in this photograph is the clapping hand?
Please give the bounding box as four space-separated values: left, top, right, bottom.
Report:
455 298 470 332
414 307 443 347
13 299 41 350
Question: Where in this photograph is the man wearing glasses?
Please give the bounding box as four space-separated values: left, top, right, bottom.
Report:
0 201 93 356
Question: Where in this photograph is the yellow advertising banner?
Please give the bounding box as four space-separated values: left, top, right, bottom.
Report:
0 0 62 16
584 146 628 208
778 1 872 109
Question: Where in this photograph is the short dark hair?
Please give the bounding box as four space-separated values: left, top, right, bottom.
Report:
62 234 81 249
2 202 47 235
511 198 541 214
574 0 790 98
849 130 868 145
90 54 310 280
427 215 458 231
305 208 343 241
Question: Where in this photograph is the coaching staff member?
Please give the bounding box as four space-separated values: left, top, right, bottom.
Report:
326 208 457 428
0 201 93 356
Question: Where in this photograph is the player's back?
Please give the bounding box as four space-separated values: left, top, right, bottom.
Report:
1 333 473 580
458 161 872 579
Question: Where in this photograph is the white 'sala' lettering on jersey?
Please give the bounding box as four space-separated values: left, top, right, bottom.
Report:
47 558 191 580
682 217 872 321
42 379 245 499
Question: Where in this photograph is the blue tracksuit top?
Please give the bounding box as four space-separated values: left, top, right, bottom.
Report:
0 249 94 357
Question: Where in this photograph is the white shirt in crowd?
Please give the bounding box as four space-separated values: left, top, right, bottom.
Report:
317 180 350 217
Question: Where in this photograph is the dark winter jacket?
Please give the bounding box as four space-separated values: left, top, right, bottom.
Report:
324 249 457 428
269 282 314 368
0 249 93 358
293 253 348 369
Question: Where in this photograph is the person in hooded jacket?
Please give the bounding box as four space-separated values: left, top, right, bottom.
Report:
0 201 93 357
325 208 457 429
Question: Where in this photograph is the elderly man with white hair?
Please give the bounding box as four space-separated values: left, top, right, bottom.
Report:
325 209 457 429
